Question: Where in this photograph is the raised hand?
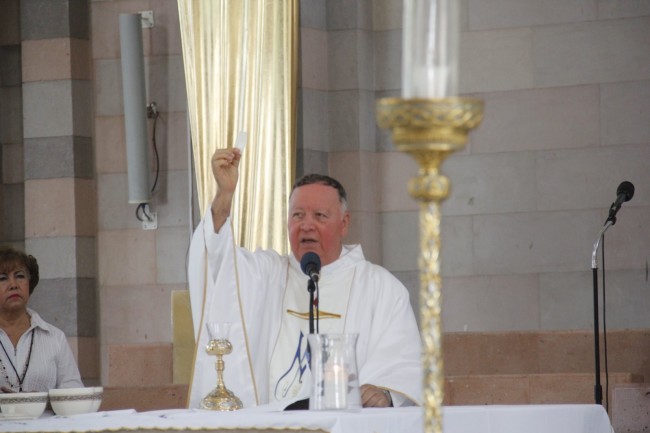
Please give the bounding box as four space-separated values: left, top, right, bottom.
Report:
210 148 242 232
211 148 241 196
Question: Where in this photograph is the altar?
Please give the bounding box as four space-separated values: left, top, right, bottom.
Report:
0 404 613 433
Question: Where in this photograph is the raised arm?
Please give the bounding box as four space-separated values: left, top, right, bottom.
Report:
210 148 241 233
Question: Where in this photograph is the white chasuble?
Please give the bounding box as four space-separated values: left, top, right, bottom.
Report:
268 261 355 402
188 211 422 409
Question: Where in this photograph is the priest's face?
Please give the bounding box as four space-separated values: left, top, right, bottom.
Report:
288 183 350 267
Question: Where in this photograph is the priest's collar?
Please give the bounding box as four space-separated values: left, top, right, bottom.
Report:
289 244 364 277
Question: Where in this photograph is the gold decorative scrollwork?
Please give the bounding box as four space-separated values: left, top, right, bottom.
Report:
376 97 484 433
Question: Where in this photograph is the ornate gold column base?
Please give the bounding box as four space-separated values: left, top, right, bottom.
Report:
376 97 484 433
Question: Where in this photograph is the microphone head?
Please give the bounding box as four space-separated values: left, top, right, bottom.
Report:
300 252 321 276
617 181 635 202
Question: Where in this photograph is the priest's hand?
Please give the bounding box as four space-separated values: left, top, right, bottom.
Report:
211 148 241 194
210 148 241 232
360 384 392 408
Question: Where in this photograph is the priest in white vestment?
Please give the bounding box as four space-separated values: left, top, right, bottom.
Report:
188 148 422 409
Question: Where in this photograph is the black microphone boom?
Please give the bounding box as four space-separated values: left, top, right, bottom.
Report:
300 252 321 283
591 180 635 405
300 252 321 336
607 181 635 223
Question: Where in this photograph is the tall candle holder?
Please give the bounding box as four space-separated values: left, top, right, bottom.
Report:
376 97 483 433
200 322 243 411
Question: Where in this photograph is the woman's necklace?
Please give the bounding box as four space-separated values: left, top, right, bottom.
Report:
0 329 35 392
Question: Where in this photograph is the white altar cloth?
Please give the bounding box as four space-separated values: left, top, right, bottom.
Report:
0 404 612 433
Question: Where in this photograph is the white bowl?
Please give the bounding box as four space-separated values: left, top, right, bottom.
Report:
0 391 48 418
49 387 103 416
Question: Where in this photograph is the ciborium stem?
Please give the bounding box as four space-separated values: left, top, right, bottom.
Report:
215 354 226 391
376 97 483 433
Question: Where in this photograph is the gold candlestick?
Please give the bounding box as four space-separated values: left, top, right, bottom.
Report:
376 97 483 433
200 323 243 411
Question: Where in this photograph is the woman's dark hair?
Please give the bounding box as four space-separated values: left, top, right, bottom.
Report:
0 246 40 294
291 174 348 211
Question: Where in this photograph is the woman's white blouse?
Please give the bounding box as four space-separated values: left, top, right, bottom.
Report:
0 308 83 392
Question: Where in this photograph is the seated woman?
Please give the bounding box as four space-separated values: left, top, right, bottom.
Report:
0 245 83 392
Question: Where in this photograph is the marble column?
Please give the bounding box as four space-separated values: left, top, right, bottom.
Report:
0 0 23 245
20 0 98 383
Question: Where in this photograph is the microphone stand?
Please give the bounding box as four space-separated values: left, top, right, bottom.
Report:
285 278 318 411
591 218 614 406
289 252 322 412
307 279 316 335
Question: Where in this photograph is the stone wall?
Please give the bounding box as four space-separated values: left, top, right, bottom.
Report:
1 0 648 393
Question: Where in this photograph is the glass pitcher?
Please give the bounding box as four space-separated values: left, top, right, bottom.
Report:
307 333 361 411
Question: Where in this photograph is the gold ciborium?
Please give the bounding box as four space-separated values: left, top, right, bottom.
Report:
200 322 243 411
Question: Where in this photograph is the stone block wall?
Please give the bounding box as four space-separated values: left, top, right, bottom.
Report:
1 0 648 398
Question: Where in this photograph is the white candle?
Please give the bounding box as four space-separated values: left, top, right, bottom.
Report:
323 363 347 409
402 0 459 98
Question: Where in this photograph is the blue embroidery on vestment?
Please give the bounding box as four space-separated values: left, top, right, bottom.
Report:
274 331 310 399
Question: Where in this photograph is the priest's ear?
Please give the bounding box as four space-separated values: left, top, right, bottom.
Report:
339 211 350 238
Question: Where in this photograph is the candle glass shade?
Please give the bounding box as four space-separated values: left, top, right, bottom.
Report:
402 0 459 98
308 333 361 411
200 322 243 411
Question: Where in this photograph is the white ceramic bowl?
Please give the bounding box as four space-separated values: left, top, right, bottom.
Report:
49 387 103 416
0 391 48 418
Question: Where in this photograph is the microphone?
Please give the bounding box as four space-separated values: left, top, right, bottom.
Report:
607 181 635 223
300 252 321 283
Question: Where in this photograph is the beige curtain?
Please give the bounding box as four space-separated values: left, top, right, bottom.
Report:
178 0 298 254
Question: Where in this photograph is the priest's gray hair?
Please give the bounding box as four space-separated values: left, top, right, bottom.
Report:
291 174 348 213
